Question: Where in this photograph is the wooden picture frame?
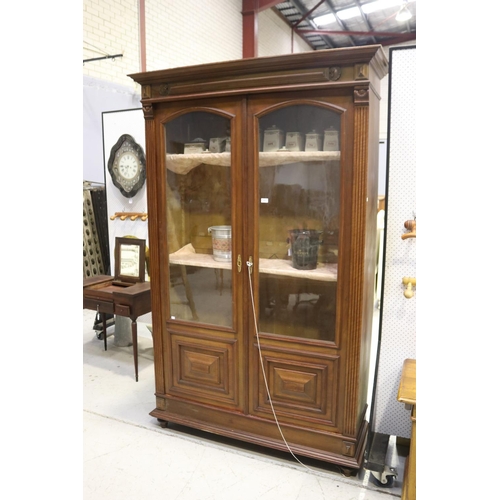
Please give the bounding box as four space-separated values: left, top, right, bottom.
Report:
114 237 146 283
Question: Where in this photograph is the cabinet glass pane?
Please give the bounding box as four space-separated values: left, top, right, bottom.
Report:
165 112 233 328
258 105 340 341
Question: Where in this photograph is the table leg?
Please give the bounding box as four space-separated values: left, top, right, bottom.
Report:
180 265 198 320
402 406 416 500
101 310 107 351
132 317 138 382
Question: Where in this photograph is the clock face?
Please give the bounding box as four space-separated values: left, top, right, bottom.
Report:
107 134 146 198
118 153 139 180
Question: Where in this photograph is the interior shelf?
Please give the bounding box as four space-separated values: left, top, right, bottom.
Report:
166 151 341 174
169 244 337 281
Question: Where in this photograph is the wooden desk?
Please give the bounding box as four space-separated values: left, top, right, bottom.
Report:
83 275 151 381
397 358 416 500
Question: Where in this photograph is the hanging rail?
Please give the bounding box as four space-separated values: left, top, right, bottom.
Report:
83 180 105 190
83 54 123 64
110 212 148 221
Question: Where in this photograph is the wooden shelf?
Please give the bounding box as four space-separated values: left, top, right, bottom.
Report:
259 257 337 281
170 247 230 270
166 151 341 174
169 244 337 281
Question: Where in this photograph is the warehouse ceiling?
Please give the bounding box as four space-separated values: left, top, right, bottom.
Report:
271 0 416 49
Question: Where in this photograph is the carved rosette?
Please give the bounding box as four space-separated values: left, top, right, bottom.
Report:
158 84 170 96
327 66 342 81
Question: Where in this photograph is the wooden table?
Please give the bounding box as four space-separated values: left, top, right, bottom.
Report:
83 275 151 381
397 358 416 500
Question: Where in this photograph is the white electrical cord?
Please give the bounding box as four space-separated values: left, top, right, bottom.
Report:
246 260 314 473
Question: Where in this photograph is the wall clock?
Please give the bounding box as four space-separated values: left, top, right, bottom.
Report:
107 134 146 198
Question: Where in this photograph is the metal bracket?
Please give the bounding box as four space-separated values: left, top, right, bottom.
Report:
246 256 253 274
370 464 397 486
364 432 398 487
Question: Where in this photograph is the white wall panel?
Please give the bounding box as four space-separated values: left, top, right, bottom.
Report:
84 76 141 183
102 108 151 323
373 46 416 439
258 9 311 56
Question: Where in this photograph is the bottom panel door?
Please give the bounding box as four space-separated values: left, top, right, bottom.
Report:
251 343 339 429
168 332 241 409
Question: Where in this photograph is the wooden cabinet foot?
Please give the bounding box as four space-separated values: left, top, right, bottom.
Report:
339 466 357 478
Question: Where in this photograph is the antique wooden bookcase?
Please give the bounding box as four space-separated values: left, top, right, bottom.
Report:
130 46 388 472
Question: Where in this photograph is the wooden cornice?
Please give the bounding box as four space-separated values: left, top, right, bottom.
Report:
129 45 388 88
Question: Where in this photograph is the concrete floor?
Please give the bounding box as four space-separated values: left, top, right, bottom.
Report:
83 308 404 499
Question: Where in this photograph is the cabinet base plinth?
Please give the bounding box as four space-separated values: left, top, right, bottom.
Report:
150 405 368 471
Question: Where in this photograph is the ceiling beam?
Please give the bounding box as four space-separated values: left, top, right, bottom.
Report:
288 0 335 49
242 0 283 13
291 0 326 26
323 0 357 47
377 33 416 46
271 7 316 51
242 0 283 58
349 0 378 44
296 29 415 39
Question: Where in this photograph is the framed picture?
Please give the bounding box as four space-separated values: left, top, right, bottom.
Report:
114 237 146 283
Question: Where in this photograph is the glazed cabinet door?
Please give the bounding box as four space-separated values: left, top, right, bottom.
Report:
159 98 246 411
246 92 351 434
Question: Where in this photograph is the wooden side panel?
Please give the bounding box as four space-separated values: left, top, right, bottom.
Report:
357 82 381 425
143 111 167 396
343 88 370 437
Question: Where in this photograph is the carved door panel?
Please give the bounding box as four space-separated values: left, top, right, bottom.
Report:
246 92 350 433
160 98 247 411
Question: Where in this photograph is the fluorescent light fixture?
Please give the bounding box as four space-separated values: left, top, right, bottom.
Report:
337 7 361 21
396 0 412 21
362 0 403 15
313 1 414 26
314 13 336 26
